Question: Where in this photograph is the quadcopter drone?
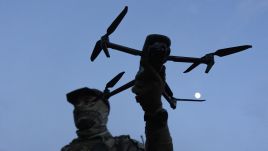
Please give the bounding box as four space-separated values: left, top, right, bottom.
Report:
90 6 252 109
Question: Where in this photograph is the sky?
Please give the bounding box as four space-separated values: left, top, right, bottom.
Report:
0 0 268 150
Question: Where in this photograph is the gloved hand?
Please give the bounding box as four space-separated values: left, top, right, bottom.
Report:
132 59 166 115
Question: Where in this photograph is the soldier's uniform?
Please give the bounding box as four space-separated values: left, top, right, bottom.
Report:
61 134 144 151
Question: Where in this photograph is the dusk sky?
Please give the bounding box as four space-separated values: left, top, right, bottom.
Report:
1 0 268 150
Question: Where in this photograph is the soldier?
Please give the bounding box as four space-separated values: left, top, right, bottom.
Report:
61 35 173 151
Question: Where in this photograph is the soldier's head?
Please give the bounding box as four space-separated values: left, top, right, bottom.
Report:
67 87 110 130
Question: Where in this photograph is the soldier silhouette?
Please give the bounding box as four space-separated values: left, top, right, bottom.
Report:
61 35 173 151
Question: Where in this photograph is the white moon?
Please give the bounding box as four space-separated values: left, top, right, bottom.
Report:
195 92 201 99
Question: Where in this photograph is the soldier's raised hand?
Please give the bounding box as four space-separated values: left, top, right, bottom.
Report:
132 59 166 114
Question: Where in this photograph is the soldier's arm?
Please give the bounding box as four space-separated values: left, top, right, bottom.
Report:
132 61 173 151
144 109 173 151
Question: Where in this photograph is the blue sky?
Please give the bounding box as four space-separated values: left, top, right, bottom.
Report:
0 0 268 150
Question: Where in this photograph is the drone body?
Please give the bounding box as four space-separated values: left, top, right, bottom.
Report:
90 6 252 109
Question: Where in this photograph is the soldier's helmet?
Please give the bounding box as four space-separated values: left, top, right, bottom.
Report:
66 87 110 130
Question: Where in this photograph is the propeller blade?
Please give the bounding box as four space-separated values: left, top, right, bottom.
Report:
205 62 215 73
102 41 110 58
174 98 206 102
106 72 125 89
214 45 252 57
90 40 102 61
184 62 200 73
108 80 135 98
107 6 128 36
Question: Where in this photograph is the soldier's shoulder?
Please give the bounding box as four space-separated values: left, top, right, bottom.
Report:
114 135 145 151
61 135 145 151
61 138 92 151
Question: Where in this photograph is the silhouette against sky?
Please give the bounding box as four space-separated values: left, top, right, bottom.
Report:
0 1 268 151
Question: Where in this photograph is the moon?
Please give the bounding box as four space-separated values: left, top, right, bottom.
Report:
194 92 201 99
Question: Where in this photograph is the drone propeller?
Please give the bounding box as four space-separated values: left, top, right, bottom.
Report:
173 97 206 102
91 40 102 61
183 62 199 73
107 6 128 36
214 45 252 57
91 72 125 102
184 45 252 73
105 72 125 90
90 6 128 62
183 53 215 73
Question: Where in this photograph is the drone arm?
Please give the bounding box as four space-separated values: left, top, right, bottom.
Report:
107 42 142 56
107 79 135 98
164 82 174 97
179 53 215 73
167 56 206 63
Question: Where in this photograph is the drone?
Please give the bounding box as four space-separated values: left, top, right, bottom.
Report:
90 6 252 109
